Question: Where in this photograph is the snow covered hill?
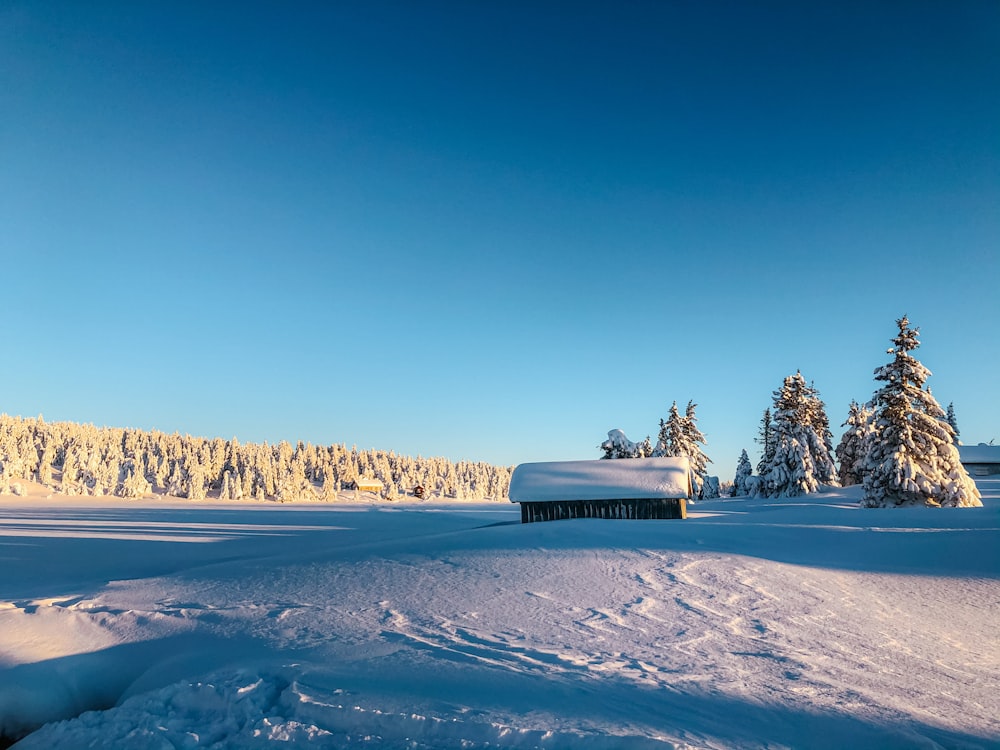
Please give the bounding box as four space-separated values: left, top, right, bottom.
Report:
1 482 998 748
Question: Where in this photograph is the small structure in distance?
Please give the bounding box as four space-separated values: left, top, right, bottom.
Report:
509 457 691 523
958 444 1000 477
354 477 384 497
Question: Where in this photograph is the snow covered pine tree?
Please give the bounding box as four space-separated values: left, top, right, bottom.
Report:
802 381 837 484
682 402 712 481
683 402 715 497
651 403 686 459
834 400 872 487
861 316 981 508
755 408 774 477
946 402 961 445
651 401 712 497
733 449 752 497
758 372 837 498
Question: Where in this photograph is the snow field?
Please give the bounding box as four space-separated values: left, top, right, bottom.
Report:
2 485 999 748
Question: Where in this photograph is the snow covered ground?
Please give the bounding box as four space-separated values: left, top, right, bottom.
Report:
1 481 998 749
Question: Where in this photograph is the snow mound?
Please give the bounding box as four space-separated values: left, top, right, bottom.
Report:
15 668 679 749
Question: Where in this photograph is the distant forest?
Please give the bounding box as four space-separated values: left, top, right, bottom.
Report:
0 414 513 502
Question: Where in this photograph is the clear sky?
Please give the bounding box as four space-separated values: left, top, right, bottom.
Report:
2 1 998 481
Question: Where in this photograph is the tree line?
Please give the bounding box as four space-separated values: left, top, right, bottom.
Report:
603 316 981 508
737 316 980 507
0 416 513 502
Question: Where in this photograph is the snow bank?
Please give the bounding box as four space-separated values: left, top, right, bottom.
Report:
508 458 691 502
15 669 676 749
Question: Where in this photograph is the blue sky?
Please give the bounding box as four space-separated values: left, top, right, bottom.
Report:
2 2 998 480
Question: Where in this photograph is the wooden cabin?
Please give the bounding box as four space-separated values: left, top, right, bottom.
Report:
958 444 1000 477
509 457 691 523
354 477 384 494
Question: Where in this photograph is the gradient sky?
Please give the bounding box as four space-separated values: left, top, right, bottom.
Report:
2 1 998 481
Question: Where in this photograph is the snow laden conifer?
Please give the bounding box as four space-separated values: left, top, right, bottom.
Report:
802 381 837 483
37 441 55 486
733 449 752 497
683 402 712 478
599 429 642 459
60 447 80 494
835 400 872 486
186 463 207 501
946 402 960 445
755 408 774 476
652 401 712 497
637 436 653 458
117 458 152 498
759 372 836 498
651 403 685 458
861 317 981 508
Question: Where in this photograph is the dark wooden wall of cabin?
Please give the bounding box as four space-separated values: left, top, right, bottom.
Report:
519 498 686 523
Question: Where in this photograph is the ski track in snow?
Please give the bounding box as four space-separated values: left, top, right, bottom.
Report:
1 486 999 749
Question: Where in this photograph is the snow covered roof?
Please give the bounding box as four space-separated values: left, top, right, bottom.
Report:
508 457 692 503
958 444 1000 464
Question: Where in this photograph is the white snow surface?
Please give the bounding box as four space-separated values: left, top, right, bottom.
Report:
2 481 999 749
509 458 691 502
